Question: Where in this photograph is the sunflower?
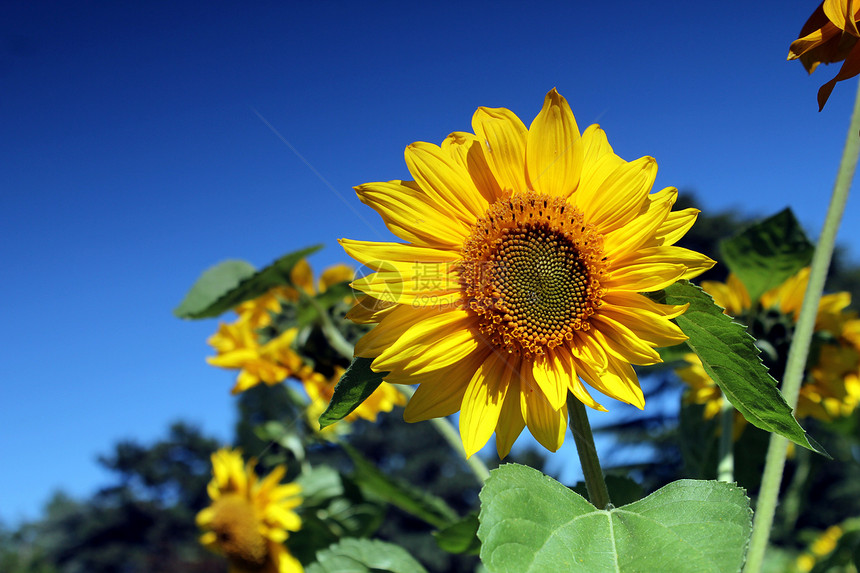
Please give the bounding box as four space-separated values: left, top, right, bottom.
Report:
197 448 303 573
788 0 860 109
341 89 714 458
676 268 860 425
206 260 354 395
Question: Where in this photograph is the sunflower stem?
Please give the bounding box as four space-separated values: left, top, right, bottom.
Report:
717 399 734 482
567 393 611 509
396 385 490 484
744 79 860 573
304 292 355 360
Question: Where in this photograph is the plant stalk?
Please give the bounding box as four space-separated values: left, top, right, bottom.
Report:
717 399 735 482
397 385 490 484
744 79 860 572
567 392 611 509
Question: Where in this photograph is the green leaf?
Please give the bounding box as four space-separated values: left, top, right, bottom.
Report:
435 512 481 555
342 443 458 528
290 467 386 564
719 208 814 302
307 538 428 573
173 244 322 319
478 464 751 573
319 356 387 428
658 281 827 456
173 259 256 319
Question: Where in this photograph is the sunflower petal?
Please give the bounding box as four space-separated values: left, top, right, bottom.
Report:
405 141 489 219
442 131 503 203
525 88 582 198
460 353 513 458
471 106 528 194
372 309 481 375
355 181 471 248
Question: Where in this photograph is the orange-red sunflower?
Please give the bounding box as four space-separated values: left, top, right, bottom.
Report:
788 0 860 109
340 89 714 458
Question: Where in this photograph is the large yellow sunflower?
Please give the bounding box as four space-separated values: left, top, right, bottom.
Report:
197 448 303 573
341 89 714 458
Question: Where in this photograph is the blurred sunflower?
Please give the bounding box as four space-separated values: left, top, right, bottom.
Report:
206 260 354 395
341 88 714 457
788 0 860 109
676 268 860 428
197 448 302 573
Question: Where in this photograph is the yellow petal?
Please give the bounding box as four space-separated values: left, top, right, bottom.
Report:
402 354 485 422
649 206 699 247
525 88 582 198
495 374 526 458
602 187 676 257
319 264 355 292
372 309 481 375
471 106 528 193
354 304 437 358
291 259 314 294
405 141 489 219
532 349 571 410
599 305 688 349
520 378 567 452
576 156 657 234
340 239 460 268
355 180 470 248
441 131 503 203
824 0 860 36
818 42 860 110
345 296 399 324
577 124 626 200
591 313 663 365
460 353 514 458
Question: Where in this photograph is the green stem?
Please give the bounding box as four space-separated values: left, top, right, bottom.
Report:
304 293 355 360
717 399 735 482
744 79 860 572
396 385 490 484
567 393 611 509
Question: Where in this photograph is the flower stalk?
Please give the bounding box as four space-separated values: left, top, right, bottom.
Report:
567 392 611 509
717 400 734 482
744 78 860 573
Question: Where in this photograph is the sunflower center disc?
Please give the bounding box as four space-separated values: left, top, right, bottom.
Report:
211 493 268 570
461 192 607 357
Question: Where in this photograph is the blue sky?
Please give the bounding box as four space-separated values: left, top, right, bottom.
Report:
3 0 860 523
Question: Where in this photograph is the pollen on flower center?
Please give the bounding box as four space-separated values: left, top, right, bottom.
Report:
210 493 268 570
461 192 608 358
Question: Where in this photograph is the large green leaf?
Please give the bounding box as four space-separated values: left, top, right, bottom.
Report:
307 538 428 573
342 444 458 528
319 356 387 428
658 281 827 455
719 208 814 302
173 259 256 319
173 244 322 319
478 464 751 573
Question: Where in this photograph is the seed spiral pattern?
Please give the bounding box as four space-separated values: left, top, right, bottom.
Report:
460 192 608 357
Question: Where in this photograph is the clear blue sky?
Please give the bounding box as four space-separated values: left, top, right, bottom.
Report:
3 0 860 523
